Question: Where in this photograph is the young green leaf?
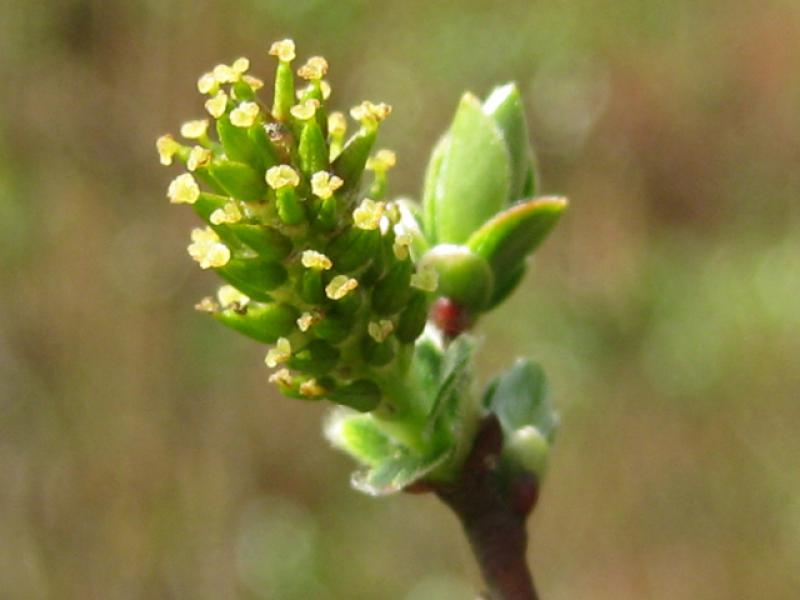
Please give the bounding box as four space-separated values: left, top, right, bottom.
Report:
483 358 558 440
431 93 511 244
482 83 537 201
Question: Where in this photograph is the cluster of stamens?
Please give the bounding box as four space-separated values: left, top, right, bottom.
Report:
157 40 436 410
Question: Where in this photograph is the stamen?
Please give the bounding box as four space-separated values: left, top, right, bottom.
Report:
297 56 328 80
410 265 439 292
230 101 260 127
265 165 300 189
290 98 320 121
217 285 250 308
187 146 212 171
167 173 200 204
310 171 344 199
156 134 180 166
269 39 296 63
352 198 384 230
265 337 292 367
197 72 218 95
299 379 326 397
301 250 333 271
325 275 358 300
205 91 228 118
209 201 243 225
180 119 209 140
296 312 317 332
187 227 231 269
367 320 394 343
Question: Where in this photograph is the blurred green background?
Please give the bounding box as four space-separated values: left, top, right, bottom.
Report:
2 0 799 598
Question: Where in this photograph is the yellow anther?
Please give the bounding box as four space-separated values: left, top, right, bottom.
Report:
393 227 412 260
265 337 292 368
180 119 209 140
352 198 384 230
269 39 296 63
194 297 220 313
156 134 180 166
299 379 326 397
410 265 439 292
367 149 397 171
213 63 239 84
217 284 250 308
197 72 218 95
297 56 328 80
310 171 344 199
290 98 319 121
232 57 250 74
243 74 264 91
265 165 300 189
187 146 212 172
325 275 358 300
167 173 200 204
205 91 228 118
210 201 243 225
301 250 333 271
328 112 347 136
350 101 392 127
296 312 317 332
320 80 332 100
187 227 231 269
367 320 394 343
268 368 294 387
230 101 260 128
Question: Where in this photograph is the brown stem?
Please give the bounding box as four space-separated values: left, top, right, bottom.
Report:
433 416 540 600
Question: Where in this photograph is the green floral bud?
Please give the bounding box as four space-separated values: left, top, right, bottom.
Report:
419 245 494 311
296 114 329 175
504 425 550 479
227 224 292 262
371 260 412 316
332 127 377 192
288 339 340 376
216 115 260 167
208 161 266 201
248 124 279 171
395 291 428 343
361 333 395 367
217 258 287 299
328 227 380 272
212 301 298 343
328 379 382 412
310 313 352 345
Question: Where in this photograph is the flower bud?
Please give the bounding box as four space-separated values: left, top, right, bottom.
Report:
328 379 382 412
418 245 494 311
213 302 299 343
504 425 550 479
288 340 340 376
371 260 412 316
208 161 266 201
217 259 288 300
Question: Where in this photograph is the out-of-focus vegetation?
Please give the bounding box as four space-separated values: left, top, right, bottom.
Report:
1 1 799 598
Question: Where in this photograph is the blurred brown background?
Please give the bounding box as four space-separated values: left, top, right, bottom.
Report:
1 1 799 598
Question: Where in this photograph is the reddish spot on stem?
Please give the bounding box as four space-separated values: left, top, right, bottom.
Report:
431 297 473 338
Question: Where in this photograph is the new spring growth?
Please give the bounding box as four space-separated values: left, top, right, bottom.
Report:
157 40 438 414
